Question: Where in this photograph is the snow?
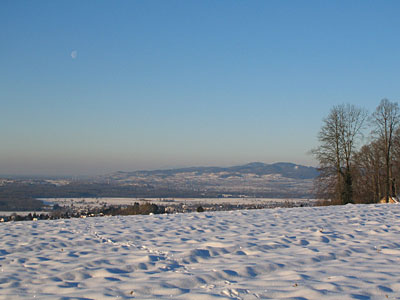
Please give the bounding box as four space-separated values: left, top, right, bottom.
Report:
1 204 400 299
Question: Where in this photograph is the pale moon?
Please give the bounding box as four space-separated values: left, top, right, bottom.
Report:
71 50 78 59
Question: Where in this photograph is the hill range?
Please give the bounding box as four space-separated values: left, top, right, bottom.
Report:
0 162 318 211
100 162 318 198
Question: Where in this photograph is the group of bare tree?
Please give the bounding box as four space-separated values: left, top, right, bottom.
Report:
312 99 400 205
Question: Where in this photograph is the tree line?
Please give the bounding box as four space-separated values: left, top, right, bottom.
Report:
312 99 400 205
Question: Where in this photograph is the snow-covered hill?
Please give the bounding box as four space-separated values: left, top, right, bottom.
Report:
1 204 400 299
110 162 318 180
99 162 317 198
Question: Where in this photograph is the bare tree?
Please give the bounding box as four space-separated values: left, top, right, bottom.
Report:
312 104 367 204
353 140 384 203
312 106 343 203
391 128 400 197
371 99 400 202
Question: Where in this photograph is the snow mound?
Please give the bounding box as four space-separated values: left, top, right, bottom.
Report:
1 204 400 299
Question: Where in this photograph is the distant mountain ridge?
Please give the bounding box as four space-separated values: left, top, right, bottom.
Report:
113 162 318 180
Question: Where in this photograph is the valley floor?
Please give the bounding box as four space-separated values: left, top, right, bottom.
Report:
1 204 400 299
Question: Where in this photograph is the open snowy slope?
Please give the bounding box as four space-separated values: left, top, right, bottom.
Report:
1 204 400 299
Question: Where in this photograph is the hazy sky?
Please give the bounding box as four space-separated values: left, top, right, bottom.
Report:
1 1 400 176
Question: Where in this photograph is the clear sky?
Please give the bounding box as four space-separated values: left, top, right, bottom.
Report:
1 1 400 176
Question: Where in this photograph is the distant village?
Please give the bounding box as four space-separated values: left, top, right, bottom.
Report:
0 198 314 223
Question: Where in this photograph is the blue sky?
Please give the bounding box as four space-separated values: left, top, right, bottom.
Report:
1 1 400 176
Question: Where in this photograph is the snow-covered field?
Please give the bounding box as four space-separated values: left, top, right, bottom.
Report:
1 204 400 299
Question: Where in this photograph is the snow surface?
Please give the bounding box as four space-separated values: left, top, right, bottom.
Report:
1 204 400 299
